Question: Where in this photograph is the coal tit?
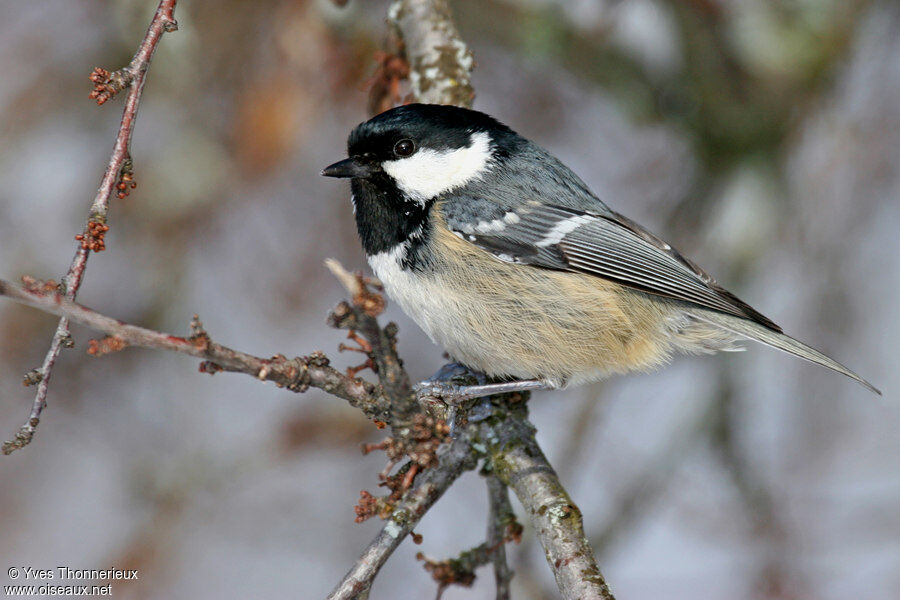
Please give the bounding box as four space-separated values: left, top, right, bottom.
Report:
323 104 879 396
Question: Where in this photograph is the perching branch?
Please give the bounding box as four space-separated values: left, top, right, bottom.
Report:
487 401 616 600
2 0 178 455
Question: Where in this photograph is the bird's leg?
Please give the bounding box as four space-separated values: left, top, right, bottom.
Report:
415 368 555 405
414 363 480 435
415 364 557 435
422 380 552 436
431 379 553 401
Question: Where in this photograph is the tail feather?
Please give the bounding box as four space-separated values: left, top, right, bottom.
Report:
691 309 881 396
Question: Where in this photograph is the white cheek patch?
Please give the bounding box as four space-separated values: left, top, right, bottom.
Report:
382 131 493 203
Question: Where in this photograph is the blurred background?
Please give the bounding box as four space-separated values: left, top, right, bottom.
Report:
0 0 897 598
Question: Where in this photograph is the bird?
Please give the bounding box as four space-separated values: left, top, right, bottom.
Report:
322 103 880 398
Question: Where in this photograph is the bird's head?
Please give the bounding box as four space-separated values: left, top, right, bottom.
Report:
322 103 516 205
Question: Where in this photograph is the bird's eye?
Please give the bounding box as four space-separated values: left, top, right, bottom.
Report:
393 139 415 157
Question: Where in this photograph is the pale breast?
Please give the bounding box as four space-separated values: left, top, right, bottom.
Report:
367 244 471 351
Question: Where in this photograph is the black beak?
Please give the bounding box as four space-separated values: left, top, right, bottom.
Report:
321 158 373 179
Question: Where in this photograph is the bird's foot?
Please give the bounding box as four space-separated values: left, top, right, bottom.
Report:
414 364 552 435
415 379 551 404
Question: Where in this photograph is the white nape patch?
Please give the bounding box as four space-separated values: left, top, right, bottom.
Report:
382 132 493 203
534 215 593 247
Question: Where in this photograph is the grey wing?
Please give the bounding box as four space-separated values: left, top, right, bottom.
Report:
448 202 782 332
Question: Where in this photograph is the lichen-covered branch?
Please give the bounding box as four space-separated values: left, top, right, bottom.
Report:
2 0 178 455
388 0 475 108
486 401 616 600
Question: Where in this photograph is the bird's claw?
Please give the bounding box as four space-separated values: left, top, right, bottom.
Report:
413 381 476 406
414 365 553 437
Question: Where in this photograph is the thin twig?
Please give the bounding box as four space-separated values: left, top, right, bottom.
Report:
326 259 417 424
414 471 520 598
325 3 480 591
0 278 391 424
331 3 613 595
328 432 478 600
3 0 179 455
485 474 515 600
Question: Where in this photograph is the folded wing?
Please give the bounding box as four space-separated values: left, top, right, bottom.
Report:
451 202 782 332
